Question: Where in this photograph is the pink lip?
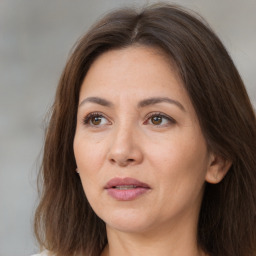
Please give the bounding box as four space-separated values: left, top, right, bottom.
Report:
105 177 151 201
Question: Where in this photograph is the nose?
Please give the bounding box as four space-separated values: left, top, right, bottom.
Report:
107 124 143 167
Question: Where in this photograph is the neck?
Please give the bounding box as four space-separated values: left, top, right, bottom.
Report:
101 215 206 256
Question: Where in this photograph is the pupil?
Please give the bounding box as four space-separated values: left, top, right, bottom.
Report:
92 116 101 125
152 116 162 125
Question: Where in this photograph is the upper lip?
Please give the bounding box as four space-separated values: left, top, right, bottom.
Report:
104 177 151 189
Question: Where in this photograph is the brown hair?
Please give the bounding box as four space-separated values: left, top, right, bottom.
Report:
34 3 256 256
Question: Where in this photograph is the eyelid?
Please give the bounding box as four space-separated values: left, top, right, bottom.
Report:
144 112 176 125
82 112 112 126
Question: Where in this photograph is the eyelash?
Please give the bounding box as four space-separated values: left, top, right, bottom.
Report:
82 112 176 127
144 112 176 126
82 112 108 126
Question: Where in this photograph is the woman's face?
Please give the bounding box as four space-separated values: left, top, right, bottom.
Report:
74 46 215 234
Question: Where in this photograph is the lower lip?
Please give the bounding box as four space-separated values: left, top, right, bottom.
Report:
106 187 150 201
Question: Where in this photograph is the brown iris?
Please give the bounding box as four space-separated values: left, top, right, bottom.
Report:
91 116 102 125
151 116 162 125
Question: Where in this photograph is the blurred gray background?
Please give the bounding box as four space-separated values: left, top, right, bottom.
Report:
0 0 255 255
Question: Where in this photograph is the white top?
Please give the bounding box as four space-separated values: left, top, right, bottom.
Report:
31 252 49 256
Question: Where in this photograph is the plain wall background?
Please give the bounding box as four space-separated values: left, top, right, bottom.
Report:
0 0 255 255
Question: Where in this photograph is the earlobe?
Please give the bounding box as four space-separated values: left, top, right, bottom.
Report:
205 154 232 184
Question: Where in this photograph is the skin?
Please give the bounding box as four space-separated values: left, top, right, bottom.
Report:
73 46 231 256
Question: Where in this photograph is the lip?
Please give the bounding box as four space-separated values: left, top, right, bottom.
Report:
104 177 151 201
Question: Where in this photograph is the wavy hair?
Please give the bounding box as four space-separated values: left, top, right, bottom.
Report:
34 3 256 256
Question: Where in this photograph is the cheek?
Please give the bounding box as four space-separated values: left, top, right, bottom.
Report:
73 135 106 204
74 133 106 171
148 131 207 170
73 135 106 199
147 130 208 196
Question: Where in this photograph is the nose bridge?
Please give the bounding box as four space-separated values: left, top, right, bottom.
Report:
112 119 136 154
108 117 143 166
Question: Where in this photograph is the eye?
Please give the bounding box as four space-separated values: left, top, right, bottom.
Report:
83 112 110 127
145 112 176 126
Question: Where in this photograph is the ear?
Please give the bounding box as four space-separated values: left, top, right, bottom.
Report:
205 153 232 184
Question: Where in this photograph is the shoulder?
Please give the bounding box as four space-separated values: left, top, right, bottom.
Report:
31 251 51 256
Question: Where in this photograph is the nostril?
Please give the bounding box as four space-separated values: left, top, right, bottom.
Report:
110 159 116 164
109 158 135 166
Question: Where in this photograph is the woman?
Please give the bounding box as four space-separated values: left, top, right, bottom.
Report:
33 3 256 256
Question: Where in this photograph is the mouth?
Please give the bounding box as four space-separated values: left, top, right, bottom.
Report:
104 177 151 201
112 185 139 190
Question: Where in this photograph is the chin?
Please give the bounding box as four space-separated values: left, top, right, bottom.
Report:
106 220 153 234
99 208 156 233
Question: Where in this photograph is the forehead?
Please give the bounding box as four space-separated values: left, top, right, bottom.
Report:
80 46 184 96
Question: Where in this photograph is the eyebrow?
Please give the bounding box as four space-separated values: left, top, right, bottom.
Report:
79 97 114 108
138 97 185 111
79 96 185 111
